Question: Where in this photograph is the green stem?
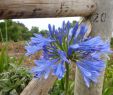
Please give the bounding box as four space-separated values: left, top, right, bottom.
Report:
0 29 4 42
65 63 69 95
61 78 64 90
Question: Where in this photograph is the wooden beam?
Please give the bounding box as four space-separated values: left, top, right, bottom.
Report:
0 0 96 19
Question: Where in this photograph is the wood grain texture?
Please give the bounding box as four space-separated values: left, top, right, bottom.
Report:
0 0 96 19
20 75 57 95
74 0 113 95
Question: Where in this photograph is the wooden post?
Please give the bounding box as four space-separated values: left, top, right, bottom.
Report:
74 0 113 95
0 0 96 19
21 75 57 95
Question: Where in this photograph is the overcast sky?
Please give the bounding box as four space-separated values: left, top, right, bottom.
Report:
13 17 80 31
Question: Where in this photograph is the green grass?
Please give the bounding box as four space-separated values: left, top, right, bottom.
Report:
0 45 10 73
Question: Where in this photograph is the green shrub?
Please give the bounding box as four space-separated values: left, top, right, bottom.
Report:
0 65 32 95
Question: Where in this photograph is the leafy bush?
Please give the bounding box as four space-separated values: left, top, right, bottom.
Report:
0 65 32 95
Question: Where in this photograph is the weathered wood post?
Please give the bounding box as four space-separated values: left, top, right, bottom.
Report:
20 76 57 95
74 0 113 95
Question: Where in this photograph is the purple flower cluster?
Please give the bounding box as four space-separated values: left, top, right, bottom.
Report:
25 21 112 87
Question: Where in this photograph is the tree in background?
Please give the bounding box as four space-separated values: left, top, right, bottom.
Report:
0 20 41 42
30 26 39 34
0 20 29 41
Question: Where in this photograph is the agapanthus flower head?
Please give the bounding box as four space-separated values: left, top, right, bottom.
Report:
25 21 112 87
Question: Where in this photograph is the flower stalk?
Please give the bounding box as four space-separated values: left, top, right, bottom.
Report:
65 63 69 95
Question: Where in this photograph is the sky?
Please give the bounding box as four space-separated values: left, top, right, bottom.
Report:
13 17 80 31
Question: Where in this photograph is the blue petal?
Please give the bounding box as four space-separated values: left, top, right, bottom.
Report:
76 24 88 41
48 24 56 38
76 58 105 87
25 34 54 55
83 76 90 87
67 47 73 56
33 34 54 44
71 22 79 37
57 50 69 63
79 24 88 38
31 59 54 79
70 44 79 50
81 59 106 72
77 62 92 77
48 24 54 37
25 44 42 56
44 70 51 79
62 21 66 30
43 45 58 59
66 21 71 30
53 61 66 79
71 36 112 55
79 36 103 46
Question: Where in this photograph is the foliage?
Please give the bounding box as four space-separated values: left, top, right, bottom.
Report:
102 38 113 95
49 79 65 95
49 77 74 95
102 55 113 95
0 44 10 73
110 37 113 48
40 30 48 37
0 42 32 95
0 65 32 95
30 26 39 34
0 48 32 95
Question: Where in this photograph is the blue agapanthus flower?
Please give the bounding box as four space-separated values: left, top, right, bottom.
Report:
25 21 112 87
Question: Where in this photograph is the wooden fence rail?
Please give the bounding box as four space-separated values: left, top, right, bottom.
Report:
0 0 96 19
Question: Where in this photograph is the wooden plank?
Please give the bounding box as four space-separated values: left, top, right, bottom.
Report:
74 0 113 95
0 0 96 19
